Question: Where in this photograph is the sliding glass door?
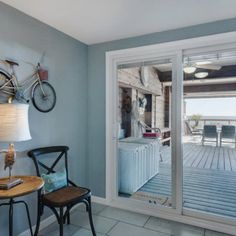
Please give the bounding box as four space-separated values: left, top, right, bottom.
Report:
107 33 236 234
182 48 236 222
116 53 183 212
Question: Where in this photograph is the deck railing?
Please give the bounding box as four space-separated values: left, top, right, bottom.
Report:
186 117 236 130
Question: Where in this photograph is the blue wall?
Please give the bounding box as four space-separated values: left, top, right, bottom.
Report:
87 18 236 197
0 2 88 235
1 1 236 234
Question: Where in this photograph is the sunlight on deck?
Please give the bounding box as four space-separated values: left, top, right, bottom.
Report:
137 136 236 218
162 136 236 171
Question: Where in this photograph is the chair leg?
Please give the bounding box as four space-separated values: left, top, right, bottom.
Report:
67 206 70 225
87 197 96 236
19 201 33 236
59 207 64 236
34 189 43 236
34 210 41 236
9 199 13 236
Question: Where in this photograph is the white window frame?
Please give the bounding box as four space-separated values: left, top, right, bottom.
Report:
105 31 236 235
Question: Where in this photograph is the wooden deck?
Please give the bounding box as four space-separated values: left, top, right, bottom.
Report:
139 164 236 217
161 143 236 171
136 143 236 217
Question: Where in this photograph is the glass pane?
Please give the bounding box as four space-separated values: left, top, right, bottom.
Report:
183 49 236 218
117 59 173 208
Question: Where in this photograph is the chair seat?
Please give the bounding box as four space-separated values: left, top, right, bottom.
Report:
43 186 90 207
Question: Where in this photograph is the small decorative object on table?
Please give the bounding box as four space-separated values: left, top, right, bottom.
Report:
0 102 31 189
143 132 160 138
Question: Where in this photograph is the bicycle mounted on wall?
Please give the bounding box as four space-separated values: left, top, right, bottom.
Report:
0 59 56 112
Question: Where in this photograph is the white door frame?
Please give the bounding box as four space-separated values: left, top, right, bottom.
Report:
105 31 236 235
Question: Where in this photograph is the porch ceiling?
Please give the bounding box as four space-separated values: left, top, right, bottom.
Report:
183 83 236 98
158 65 236 83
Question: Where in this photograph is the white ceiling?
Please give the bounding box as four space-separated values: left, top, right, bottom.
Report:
2 0 236 45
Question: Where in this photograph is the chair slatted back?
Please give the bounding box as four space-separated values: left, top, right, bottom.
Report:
185 121 193 134
221 125 236 139
28 146 72 186
203 125 217 138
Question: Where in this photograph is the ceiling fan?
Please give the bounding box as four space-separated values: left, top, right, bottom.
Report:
184 61 222 74
183 60 222 79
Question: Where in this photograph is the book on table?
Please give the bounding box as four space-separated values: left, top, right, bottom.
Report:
0 177 23 190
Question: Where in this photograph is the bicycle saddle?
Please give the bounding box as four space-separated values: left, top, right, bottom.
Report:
5 60 19 66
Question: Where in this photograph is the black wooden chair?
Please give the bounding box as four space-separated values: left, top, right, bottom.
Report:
28 146 96 236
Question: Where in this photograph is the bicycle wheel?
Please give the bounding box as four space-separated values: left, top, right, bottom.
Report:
0 72 15 103
32 81 56 112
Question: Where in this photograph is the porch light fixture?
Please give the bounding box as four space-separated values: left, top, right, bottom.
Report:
194 72 209 79
183 66 196 74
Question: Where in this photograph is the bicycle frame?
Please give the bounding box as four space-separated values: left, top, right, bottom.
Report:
0 60 56 113
0 64 43 98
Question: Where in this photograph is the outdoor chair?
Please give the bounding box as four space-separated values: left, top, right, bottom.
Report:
139 120 161 134
184 121 202 136
28 146 96 236
220 125 236 148
139 121 164 161
202 125 218 146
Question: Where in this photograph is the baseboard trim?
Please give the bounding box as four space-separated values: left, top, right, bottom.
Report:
92 196 109 205
18 196 107 236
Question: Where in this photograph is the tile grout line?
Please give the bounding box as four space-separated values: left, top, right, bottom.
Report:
73 207 119 223
94 208 171 235
105 220 120 235
143 216 151 227
114 220 172 235
91 205 109 216
70 206 121 236
141 216 171 236
97 207 215 236
99 217 151 229
96 211 171 235
97 210 151 228
53 206 229 236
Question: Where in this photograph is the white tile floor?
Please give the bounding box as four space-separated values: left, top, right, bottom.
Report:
39 203 233 236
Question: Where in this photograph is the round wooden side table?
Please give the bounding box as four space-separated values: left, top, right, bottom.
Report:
0 176 44 236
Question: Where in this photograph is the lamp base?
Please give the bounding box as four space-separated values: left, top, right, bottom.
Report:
0 177 23 190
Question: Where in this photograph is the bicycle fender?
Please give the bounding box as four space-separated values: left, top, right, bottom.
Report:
0 68 11 78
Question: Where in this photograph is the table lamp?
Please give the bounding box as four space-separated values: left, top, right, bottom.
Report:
0 102 31 189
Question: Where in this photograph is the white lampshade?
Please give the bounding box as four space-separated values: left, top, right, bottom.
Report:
0 103 31 142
